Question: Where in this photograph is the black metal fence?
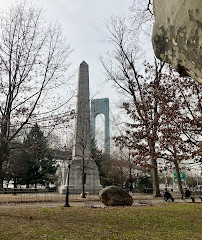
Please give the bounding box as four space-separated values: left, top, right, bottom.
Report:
0 188 201 205
0 189 65 204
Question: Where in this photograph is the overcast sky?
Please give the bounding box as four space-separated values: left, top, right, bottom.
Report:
0 0 134 101
0 0 149 145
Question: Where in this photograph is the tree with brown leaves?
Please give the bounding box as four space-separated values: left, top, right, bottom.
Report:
102 16 201 196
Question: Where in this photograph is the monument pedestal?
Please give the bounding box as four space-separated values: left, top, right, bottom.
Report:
58 158 102 195
58 185 68 195
69 158 102 194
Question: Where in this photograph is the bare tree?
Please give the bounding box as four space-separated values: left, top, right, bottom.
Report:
130 0 154 27
0 2 72 187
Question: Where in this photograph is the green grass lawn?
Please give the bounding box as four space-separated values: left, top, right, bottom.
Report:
0 203 201 240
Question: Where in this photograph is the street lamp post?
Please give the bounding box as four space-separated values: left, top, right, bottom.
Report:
64 157 72 207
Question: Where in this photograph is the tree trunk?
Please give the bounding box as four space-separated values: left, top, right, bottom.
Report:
81 158 86 198
0 157 3 189
174 159 183 195
152 158 161 197
0 138 9 190
0 177 3 189
120 166 124 188
120 153 124 187
129 164 133 190
13 177 17 195
149 141 161 197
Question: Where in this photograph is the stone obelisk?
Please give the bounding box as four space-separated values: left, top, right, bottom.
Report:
67 61 102 194
72 61 91 159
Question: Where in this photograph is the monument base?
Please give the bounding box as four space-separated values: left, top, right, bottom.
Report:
58 158 102 195
58 186 68 195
